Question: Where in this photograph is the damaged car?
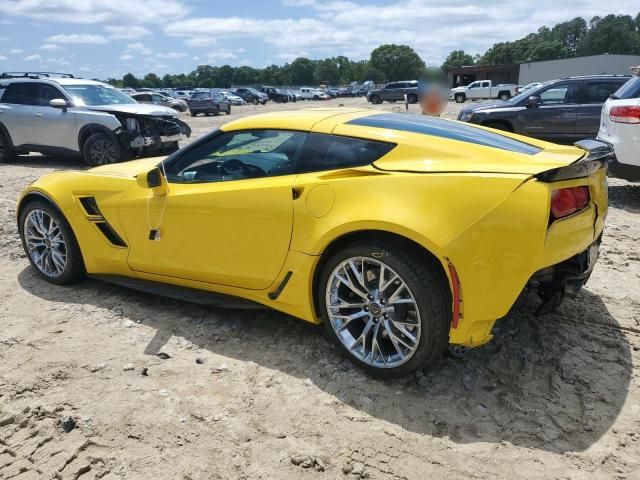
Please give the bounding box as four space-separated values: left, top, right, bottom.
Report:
0 72 191 166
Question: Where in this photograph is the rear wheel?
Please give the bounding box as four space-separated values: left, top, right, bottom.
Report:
498 92 511 101
252 98 259 105
319 241 450 378
407 94 418 104
19 200 85 285
212 105 220 116
0 130 16 163
82 132 125 166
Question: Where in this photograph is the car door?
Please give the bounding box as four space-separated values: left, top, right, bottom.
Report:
151 93 168 107
119 129 307 290
520 82 579 142
0 82 38 147
31 83 78 151
575 79 628 138
477 81 491 98
465 81 481 99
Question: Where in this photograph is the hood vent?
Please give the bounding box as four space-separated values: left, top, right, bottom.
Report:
78 196 128 248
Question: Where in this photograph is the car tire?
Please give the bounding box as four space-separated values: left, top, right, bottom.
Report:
0 130 17 163
407 94 418 104
212 105 220 116
82 132 126 167
498 92 511 101
318 240 450 378
161 142 180 155
454 93 466 103
19 199 85 285
226 105 232 115
369 95 381 105
190 111 197 117
252 98 259 105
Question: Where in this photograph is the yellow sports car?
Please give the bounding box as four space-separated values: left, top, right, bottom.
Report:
17 108 610 377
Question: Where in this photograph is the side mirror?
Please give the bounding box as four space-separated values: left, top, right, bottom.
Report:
527 95 540 108
49 98 68 111
138 167 168 196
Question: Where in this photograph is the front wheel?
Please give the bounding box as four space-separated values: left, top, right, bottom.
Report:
252 98 259 105
454 93 466 103
19 200 85 285
82 132 126 166
0 130 16 163
319 242 450 378
369 95 381 105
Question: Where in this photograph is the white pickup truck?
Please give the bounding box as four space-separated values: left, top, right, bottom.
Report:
450 80 517 103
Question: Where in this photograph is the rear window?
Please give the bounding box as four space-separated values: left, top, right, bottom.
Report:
191 92 210 99
612 76 640 99
348 113 542 155
296 133 395 174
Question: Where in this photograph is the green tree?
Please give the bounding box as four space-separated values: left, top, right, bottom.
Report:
143 73 162 88
578 14 640 55
287 58 315 85
441 50 474 70
122 73 139 88
370 44 426 81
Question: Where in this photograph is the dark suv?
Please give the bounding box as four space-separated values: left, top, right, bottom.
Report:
232 87 267 105
457 75 630 143
258 86 289 103
367 81 418 104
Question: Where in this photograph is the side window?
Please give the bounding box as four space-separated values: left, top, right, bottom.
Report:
385 83 397 89
2 83 40 105
481 81 490 88
538 83 577 105
583 81 626 104
151 94 164 102
296 133 395 174
38 84 66 106
165 130 307 183
468 82 479 89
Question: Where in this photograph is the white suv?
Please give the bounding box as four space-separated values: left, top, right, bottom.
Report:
0 72 191 166
597 68 640 182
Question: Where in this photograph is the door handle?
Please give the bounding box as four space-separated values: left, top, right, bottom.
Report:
34 113 43 117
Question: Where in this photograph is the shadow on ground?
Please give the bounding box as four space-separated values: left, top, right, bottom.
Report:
608 183 640 214
18 268 632 454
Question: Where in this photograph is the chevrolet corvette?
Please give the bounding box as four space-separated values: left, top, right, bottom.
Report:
17 109 610 377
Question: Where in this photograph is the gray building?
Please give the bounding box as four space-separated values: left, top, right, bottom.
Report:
519 54 640 84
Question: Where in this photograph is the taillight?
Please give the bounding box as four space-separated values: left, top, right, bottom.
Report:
610 105 640 124
550 186 590 221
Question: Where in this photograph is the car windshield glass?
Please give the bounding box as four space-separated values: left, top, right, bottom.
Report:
507 81 554 104
612 76 640 99
63 85 136 106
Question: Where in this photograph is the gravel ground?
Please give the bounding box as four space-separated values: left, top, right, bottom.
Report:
0 98 639 480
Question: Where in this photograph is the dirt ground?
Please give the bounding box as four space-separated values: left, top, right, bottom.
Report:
1 97 639 480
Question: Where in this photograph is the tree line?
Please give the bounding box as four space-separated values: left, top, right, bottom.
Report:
107 12 640 89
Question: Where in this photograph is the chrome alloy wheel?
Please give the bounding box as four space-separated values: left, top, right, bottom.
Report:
23 209 67 278
326 257 421 368
89 138 118 165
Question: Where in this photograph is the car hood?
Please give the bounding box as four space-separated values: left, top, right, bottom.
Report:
460 101 514 113
85 103 178 117
87 156 165 178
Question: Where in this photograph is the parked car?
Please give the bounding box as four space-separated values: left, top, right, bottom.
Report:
336 86 352 97
0 72 190 166
367 81 419 104
232 87 268 105
219 90 246 106
187 90 231 116
457 75 630 143
283 89 297 102
450 80 517 103
130 92 188 112
258 86 289 103
172 90 194 100
118 87 136 96
17 109 609 378
300 87 330 100
598 69 640 182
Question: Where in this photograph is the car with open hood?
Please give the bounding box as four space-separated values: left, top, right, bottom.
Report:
0 72 191 166
16 108 609 378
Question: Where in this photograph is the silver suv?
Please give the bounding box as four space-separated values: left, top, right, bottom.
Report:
0 72 191 166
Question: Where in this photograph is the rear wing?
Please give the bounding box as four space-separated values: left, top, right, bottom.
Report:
534 139 613 182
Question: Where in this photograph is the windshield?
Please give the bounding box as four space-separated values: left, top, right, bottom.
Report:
612 76 640 99
63 84 136 106
507 81 554 104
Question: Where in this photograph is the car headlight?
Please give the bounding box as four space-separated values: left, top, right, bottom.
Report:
459 112 473 122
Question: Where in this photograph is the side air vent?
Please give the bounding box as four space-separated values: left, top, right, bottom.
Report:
95 222 127 247
79 196 101 216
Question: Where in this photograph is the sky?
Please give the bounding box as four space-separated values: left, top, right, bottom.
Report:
0 0 638 79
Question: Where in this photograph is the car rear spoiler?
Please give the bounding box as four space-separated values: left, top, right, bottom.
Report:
534 139 613 182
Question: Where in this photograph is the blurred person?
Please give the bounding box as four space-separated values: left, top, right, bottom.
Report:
417 70 447 117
